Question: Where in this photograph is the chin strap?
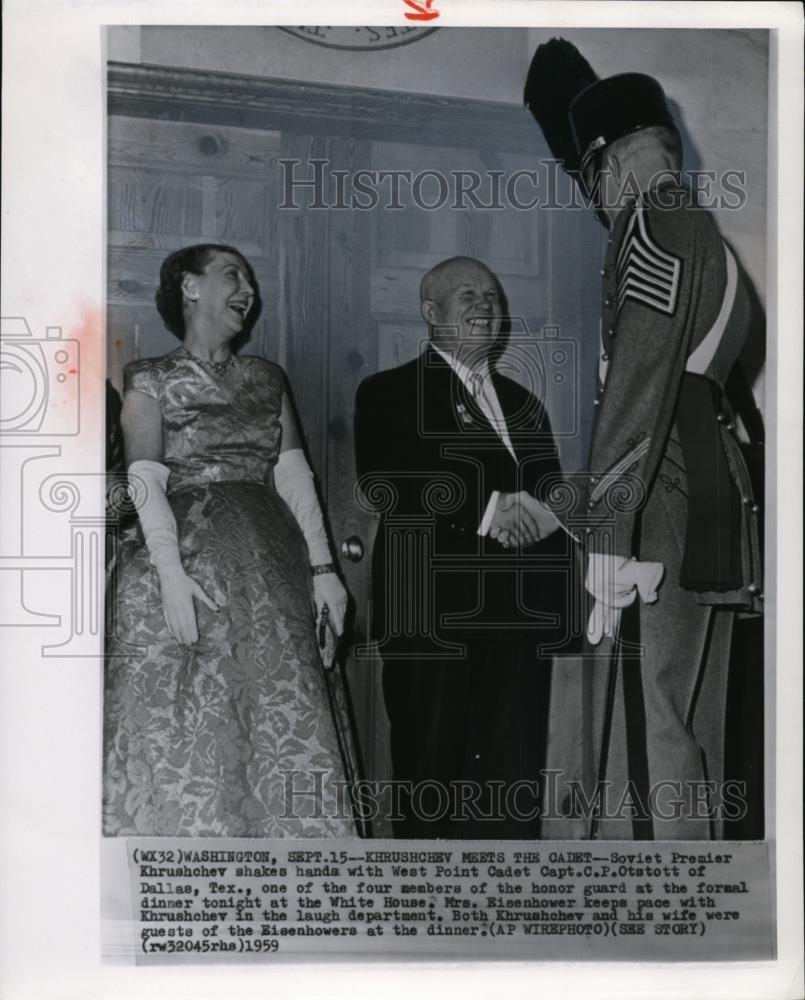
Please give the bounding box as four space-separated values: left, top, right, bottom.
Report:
128 459 184 580
274 448 333 568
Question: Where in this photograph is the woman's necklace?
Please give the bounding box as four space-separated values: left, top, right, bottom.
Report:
181 346 234 380
197 354 233 379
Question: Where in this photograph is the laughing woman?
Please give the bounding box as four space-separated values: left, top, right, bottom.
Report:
103 243 354 837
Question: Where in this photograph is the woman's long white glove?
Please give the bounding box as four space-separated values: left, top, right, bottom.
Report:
128 459 219 645
274 449 348 636
585 553 664 646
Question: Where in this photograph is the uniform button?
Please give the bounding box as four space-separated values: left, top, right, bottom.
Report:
586 528 593 535
716 413 726 423
600 268 606 275
605 298 612 306
587 501 595 509
742 496 751 505
601 353 609 362
590 476 599 485
748 583 759 594
726 421 736 431
751 504 760 514
593 399 600 406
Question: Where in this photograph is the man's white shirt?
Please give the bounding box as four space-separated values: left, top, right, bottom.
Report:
432 346 515 535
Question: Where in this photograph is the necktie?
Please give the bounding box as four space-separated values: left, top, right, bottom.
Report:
468 370 486 405
470 370 504 437
469 369 518 461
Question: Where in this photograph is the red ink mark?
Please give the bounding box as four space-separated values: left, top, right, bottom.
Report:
68 301 105 427
68 368 78 375
403 0 439 21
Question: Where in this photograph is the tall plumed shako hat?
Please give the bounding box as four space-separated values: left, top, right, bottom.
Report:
569 73 678 175
524 38 678 177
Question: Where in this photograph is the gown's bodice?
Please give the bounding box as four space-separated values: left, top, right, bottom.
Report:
124 348 284 494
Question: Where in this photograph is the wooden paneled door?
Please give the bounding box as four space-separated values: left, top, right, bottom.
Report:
108 65 602 832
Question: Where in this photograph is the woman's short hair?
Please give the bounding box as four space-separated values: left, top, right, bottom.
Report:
155 243 261 340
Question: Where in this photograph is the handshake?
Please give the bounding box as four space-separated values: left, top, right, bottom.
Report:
485 488 666 646
487 490 561 548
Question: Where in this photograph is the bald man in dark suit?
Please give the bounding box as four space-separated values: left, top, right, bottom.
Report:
355 256 575 839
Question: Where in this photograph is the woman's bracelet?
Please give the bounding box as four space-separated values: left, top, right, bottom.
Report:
311 563 336 576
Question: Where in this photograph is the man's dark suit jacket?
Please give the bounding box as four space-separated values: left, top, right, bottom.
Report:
354 346 573 659
354 346 577 837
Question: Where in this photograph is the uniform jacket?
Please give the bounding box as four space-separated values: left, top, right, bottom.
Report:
578 183 762 612
354 346 574 652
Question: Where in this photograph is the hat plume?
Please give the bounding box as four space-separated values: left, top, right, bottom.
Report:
523 38 598 171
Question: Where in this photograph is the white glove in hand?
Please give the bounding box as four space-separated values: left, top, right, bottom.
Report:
618 558 664 605
275 448 350 652
159 569 219 646
585 553 665 646
129 459 219 646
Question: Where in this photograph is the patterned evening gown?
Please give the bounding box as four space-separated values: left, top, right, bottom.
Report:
103 347 355 837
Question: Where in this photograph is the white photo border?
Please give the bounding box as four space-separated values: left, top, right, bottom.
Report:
1 1 802 998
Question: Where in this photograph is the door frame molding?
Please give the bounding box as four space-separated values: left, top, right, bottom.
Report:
108 61 545 156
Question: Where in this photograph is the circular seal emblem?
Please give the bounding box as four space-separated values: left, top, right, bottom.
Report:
278 26 439 51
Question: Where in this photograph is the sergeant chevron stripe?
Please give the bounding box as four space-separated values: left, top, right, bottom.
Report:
590 436 651 503
617 205 681 316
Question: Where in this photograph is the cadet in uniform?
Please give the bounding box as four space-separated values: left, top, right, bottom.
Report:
524 40 763 839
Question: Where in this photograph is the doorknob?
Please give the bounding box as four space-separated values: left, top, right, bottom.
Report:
340 535 364 562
